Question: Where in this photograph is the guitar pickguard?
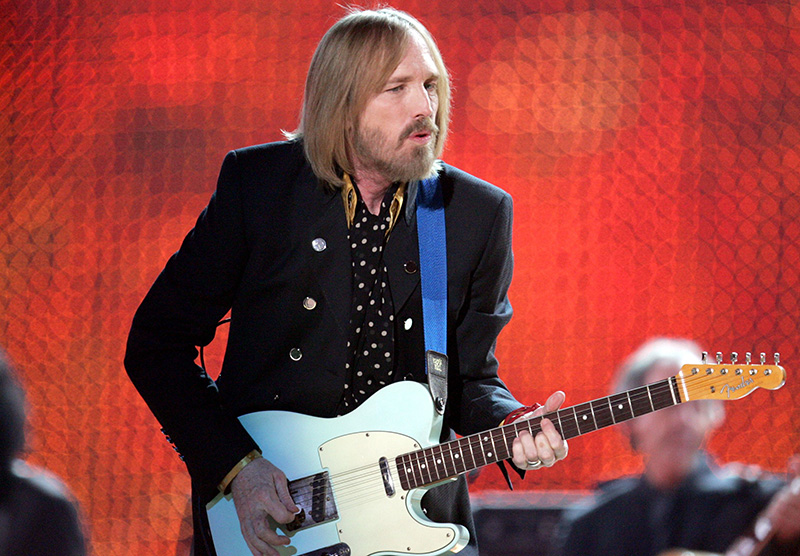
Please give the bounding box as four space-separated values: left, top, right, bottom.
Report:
316 431 459 556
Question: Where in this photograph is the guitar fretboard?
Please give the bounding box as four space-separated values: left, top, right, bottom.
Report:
396 377 681 490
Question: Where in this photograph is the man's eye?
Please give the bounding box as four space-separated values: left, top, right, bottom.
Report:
425 82 437 92
387 85 404 93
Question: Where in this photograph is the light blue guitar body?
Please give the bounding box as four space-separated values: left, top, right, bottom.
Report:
206 381 468 556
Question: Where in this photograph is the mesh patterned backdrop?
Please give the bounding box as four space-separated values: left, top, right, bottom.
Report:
3 0 799 553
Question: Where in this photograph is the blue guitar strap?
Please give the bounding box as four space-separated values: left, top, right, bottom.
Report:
416 174 448 415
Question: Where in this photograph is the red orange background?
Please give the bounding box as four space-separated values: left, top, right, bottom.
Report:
2 1 799 554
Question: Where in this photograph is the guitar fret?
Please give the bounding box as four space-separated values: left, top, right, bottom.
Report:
650 379 675 411
401 453 418 490
588 401 599 430
668 376 678 405
450 438 463 475
645 384 655 412
605 398 617 425
475 434 488 468
466 434 478 469
609 392 633 423
454 438 466 474
482 433 493 465
430 448 440 481
630 385 652 417
495 428 511 461
458 438 472 473
507 425 520 458
481 432 492 466
397 455 408 489
398 454 409 488
428 446 440 481
415 450 426 484
571 406 580 435
408 452 420 487
575 402 596 435
437 445 450 479
670 376 683 404
558 407 580 440
449 439 461 473
499 425 511 458
590 398 614 429
431 447 442 480
447 443 458 476
487 431 498 463
422 448 435 483
438 444 451 477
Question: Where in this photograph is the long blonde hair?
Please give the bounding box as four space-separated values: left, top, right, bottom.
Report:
285 7 451 188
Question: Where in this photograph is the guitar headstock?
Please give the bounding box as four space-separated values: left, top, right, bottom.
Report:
677 351 786 401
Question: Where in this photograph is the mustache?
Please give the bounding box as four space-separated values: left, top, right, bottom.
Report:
400 118 439 142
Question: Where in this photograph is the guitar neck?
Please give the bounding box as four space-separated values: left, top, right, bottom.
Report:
397 377 679 490
396 361 785 491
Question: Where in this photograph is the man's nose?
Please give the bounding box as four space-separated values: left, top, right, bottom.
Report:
412 84 435 119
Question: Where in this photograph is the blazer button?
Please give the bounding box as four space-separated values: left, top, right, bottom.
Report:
312 238 327 252
303 297 317 310
289 348 302 361
404 318 413 330
403 260 418 274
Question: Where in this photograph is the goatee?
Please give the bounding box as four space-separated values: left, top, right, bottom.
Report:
353 119 439 184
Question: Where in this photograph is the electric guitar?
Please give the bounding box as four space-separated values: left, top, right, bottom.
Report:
206 357 786 556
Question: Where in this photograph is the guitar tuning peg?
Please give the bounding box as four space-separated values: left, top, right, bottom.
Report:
774 352 780 365
745 352 751 364
731 352 738 364
701 351 708 363
760 352 766 365
716 352 723 364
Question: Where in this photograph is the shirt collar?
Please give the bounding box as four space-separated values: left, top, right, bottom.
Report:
342 173 407 237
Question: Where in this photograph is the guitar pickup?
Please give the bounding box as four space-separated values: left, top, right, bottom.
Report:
379 456 395 496
284 471 338 532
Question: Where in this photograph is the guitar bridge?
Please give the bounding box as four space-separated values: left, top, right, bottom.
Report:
285 471 338 532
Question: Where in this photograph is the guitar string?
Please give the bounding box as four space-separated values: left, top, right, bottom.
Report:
288 378 665 506
285 367 776 506
332 370 756 496
287 464 385 509
395 368 776 488
298 367 774 500
288 460 416 511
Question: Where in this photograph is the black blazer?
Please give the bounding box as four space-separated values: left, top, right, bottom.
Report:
125 140 523 500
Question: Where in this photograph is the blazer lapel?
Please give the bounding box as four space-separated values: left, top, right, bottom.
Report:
384 210 421 314
305 175 426 332
306 178 352 337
